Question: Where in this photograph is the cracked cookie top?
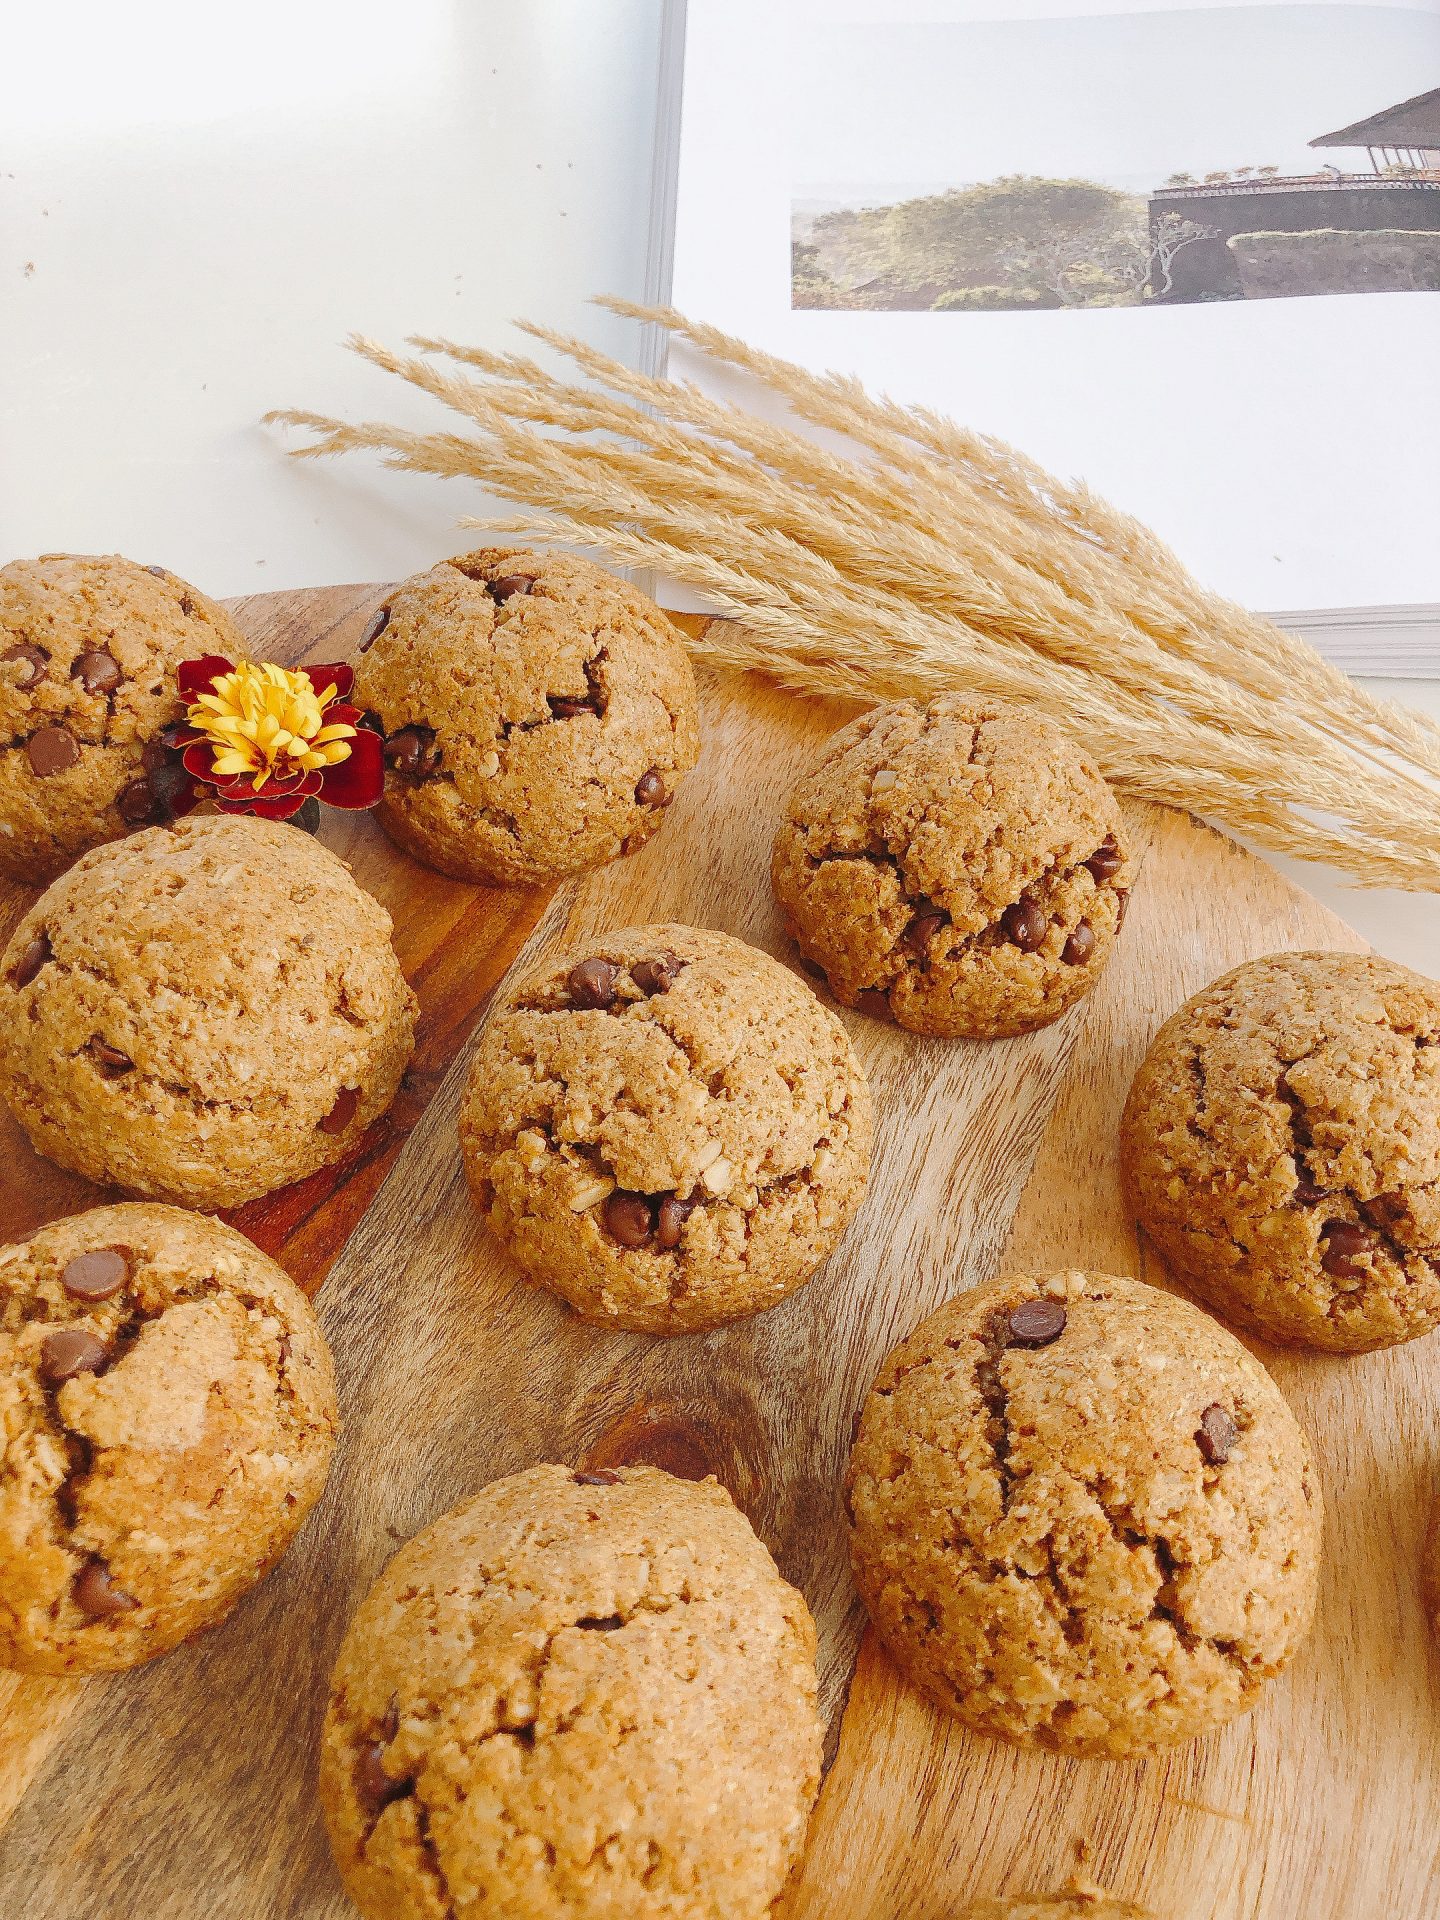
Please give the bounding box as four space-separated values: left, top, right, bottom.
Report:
459 923 872 1333
352 549 700 886
1121 951 1440 1352
771 694 1131 1039
0 813 417 1209
0 1202 337 1674
846 1271 1321 1758
319 1463 822 1920
0 552 243 883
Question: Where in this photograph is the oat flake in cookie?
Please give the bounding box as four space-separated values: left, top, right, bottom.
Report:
771 693 1131 1038
0 552 242 882
0 1203 337 1675
846 1271 1321 1757
319 1464 821 1920
1122 951 1440 1352
0 814 417 1209
353 549 700 885
459 923 872 1332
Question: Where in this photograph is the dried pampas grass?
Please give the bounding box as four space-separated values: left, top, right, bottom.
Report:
269 298 1440 890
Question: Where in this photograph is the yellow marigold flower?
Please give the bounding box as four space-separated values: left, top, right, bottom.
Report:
185 660 357 793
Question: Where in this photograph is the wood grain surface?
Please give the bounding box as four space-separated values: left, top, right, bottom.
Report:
0 589 1433 1920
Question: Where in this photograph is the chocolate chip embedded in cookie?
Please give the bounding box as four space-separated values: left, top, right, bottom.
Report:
459 923 872 1332
352 548 700 885
0 553 243 882
0 813 417 1209
0 1203 338 1675
770 694 1131 1039
1121 951 1440 1352
318 1464 822 1920
846 1271 1322 1757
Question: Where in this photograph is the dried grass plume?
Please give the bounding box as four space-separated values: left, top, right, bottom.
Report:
269 298 1440 890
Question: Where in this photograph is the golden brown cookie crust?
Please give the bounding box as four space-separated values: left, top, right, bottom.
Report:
320 1464 822 1920
846 1271 1321 1758
0 553 243 882
1121 952 1440 1352
771 695 1130 1039
0 1202 337 1675
354 549 700 885
0 814 417 1208
459 923 872 1333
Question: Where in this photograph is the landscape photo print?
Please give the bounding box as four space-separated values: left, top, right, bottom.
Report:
792 4 1440 311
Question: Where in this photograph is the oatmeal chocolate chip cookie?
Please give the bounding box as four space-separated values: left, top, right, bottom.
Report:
459 924 872 1332
771 694 1131 1039
846 1271 1321 1758
0 1202 337 1674
353 549 700 886
0 552 242 883
1121 952 1440 1352
0 813 417 1208
320 1463 822 1920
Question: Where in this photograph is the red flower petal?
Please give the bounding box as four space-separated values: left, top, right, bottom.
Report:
317 726 384 809
215 789 311 821
182 741 226 788
178 655 234 697
167 780 203 818
304 662 354 701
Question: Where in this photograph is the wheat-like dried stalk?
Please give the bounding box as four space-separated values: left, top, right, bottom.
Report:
268 301 1440 889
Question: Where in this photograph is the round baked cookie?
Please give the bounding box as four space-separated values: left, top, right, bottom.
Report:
0 1202 337 1674
459 924 872 1332
771 694 1131 1039
320 1463 821 1920
846 1271 1321 1757
0 813 417 1208
352 549 700 885
1121 952 1440 1352
0 552 243 883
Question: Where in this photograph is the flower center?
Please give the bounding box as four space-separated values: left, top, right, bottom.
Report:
186 661 356 791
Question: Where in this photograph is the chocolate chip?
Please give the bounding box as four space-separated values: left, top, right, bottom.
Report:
576 1613 624 1631
61 1248 129 1301
73 1557 139 1619
548 695 598 721
384 725 439 779
602 1190 655 1249
855 988 892 1021
1321 1220 1374 1279
320 1085 360 1134
1086 835 1124 883
1196 1403 1237 1465
1361 1189 1408 1233
71 650 122 696
355 1742 411 1818
2 642 49 688
1006 1298 1067 1347
631 952 682 997
568 957 619 1009
27 726 80 778
1292 1163 1324 1207
146 564 169 579
903 902 949 957
358 605 391 652
655 1192 697 1250
1114 888 1130 930
39 1328 109 1386
357 709 385 736
634 769 668 808
1061 922 1096 966
380 1699 400 1743
86 1038 135 1078
1001 898 1048 953
147 762 194 817
12 931 51 987
117 778 160 826
490 575 533 603
141 722 190 774
575 1468 620 1486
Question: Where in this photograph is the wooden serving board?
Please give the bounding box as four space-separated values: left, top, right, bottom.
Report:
0 587 1435 1920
